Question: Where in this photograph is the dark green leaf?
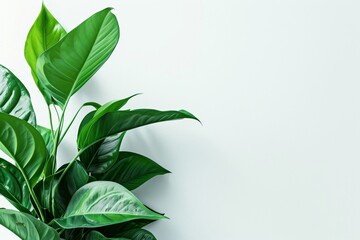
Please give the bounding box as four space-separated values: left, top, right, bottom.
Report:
55 161 89 214
78 109 198 151
98 219 156 238
0 113 46 187
54 181 165 229
114 228 156 240
36 8 120 107
79 95 137 174
0 159 32 214
0 65 36 125
83 132 126 174
25 3 66 103
0 209 60 240
96 152 170 190
86 231 129 240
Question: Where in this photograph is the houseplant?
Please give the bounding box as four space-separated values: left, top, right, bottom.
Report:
0 3 198 239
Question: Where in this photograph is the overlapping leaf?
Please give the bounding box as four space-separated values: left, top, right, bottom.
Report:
0 65 36 125
54 181 165 229
78 109 198 151
78 95 137 173
36 8 120 107
0 159 32 214
0 209 59 240
97 152 170 190
25 3 66 103
0 113 46 187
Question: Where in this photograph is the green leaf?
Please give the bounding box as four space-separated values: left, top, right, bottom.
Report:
54 181 165 229
36 125 54 177
0 209 60 240
86 231 129 240
25 3 66 104
55 161 89 214
92 94 139 122
0 113 46 187
79 95 137 174
78 109 198 151
96 152 170 190
97 219 156 238
0 65 36 126
83 132 126 174
114 228 156 240
36 8 120 107
0 159 32 214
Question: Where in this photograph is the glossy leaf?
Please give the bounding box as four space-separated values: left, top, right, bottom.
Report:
0 65 36 125
97 152 170 190
54 181 165 229
98 219 156 238
36 8 120 107
0 209 59 240
84 132 126 174
86 231 128 240
114 228 156 240
25 3 66 103
0 113 46 187
78 95 138 173
0 159 32 214
92 94 139 123
78 109 198 151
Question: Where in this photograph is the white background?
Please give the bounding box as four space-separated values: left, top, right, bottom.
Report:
1 0 360 239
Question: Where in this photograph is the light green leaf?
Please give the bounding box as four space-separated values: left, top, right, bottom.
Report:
0 65 36 126
54 181 165 229
36 8 120 107
0 159 32 214
78 109 198 151
0 209 60 240
96 152 170 190
25 3 66 103
0 113 46 187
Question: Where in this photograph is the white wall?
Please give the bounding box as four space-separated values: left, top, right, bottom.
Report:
1 0 360 239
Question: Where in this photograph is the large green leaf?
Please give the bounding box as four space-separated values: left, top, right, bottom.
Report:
25 3 66 103
0 159 32 214
96 152 170 190
36 8 120 107
78 109 198 151
54 181 165 229
0 113 46 187
0 65 36 125
0 209 60 240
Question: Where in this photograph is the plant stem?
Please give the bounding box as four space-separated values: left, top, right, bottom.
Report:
47 106 55 137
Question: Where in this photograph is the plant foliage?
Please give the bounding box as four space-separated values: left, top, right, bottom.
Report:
0 3 198 239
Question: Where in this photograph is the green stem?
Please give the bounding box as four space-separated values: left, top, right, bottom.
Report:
59 105 85 143
47 106 55 138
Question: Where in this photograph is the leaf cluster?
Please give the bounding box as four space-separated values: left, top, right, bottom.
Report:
0 4 198 240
